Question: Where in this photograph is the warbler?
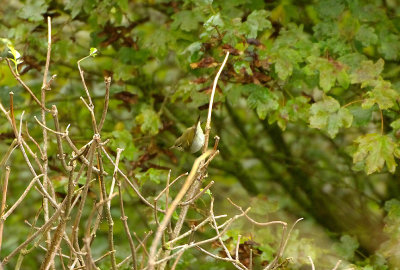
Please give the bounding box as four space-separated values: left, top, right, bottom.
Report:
170 118 205 153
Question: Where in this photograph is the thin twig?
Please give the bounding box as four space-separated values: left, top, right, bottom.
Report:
0 166 10 252
166 215 226 247
0 174 44 222
100 145 164 212
51 105 72 171
227 198 287 226
147 150 213 270
98 76 111 132
2 200 66 265
25 122 45 159
34 116 68 136
9 92 19 138
332 260 342 270
235 234 241 263
116 148 137 270
180 181 214 206
202 52 229 153
0 139 17 168
380 108 384 135
5 59 49 112
308 256 315 270
96 148 117 270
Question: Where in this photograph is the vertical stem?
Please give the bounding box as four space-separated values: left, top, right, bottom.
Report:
97 150 117 270
0 166 10 252
202 52 229 153
116 149 137 270
41 16 52 255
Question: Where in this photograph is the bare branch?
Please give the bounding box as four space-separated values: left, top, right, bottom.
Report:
98 76 111 132
308 256 315 270
180 180 214 206
148 150 213 270
202 51 229 153
332 260 342 270
0 166 10 252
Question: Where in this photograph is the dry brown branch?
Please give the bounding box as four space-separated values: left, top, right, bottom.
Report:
51 105 72 171
100 145 164 212
40 17 52 261
202 51 230 153
0 174 43 222
332 260 342 270
98 76 111 132
15 207 43 270
25 122 45 160
147 150 213 270
4 59 49 112
209 198 245 270
0 139 17 168
71 141 97 254
116 231 152 268
0 166 10 252
96 149 117 270
115 149 137 270
166 214 226 247
264 218 303 270
156 52 229 270
227 198 287 227
2 200 66 265
180 180 214 206
308 256 315 270
9 92 19 138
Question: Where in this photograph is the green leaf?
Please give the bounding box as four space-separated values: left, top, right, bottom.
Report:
135 168 168 185
240 10 271 38
246 84 279 120
89 47 98 57
333 235 359 260
378 30 400 60
315 0 345 19
306 56 349 92
65 0 84 18
390 119 400 132
350 59 384 85
274 48 301 80
385 199 400 218
309 96 353 138
362 79 399 110
110 130 138 161
233 61 252 75
269 96 310 130
337 69 350 89
348 106 373 127
355 25 378 47
171 10 203 32
17 0 49 22
353 133 400 174
204 13 224 33
135 109 161 135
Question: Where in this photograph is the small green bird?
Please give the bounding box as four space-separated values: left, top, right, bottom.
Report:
170 118 205 153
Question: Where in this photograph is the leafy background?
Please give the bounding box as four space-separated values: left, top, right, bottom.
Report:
1 0 400 269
